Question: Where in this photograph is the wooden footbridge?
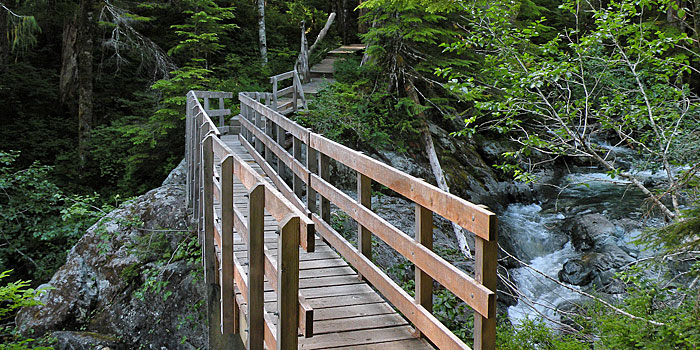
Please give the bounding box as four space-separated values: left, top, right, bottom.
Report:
185 76 498 349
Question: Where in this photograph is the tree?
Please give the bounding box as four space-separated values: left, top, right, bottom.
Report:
257 0 267 65
442 0 700 221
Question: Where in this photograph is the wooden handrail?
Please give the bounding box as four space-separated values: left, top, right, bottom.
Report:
237 90 499 350
185 90 313 350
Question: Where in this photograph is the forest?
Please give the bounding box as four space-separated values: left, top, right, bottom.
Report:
1 0 699 348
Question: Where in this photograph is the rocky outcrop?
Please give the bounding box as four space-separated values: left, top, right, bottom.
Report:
16 160 206 349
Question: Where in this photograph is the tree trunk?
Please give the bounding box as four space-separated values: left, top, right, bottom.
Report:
0 8 7 72
257 0 267 66
77 0 94 167
357 0 368 34
405 79 473 259
60 16 78 106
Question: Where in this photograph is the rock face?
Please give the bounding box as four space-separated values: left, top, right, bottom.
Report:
16 160 206 349
561 213 616 251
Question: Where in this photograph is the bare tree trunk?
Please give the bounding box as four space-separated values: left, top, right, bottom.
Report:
60 17 78 106
257 0 267 66
405 79 473 259
77 0 93 167
357 0 368 34
0 8 7 72
308 13 336 55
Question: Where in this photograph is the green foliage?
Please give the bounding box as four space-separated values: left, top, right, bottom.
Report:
0 151 110 282
497 320 588 350
0 271 52 350
295 58 419 151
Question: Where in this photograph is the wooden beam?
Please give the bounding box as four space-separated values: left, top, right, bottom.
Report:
415 204 433 339
247 184 265 350
239 94 309 143
269 70 294 82
310 173 494 317
309 133 495 240
277 215 300 350
293 136 304 198
474 211 498 350
312 214 471 350
319 153 331 224
357 173 372 280
307 146 318 214
193 90 233 99
220 155 235 336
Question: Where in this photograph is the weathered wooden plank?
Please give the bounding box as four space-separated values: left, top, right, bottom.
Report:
340 338 433 350
269 70 294 82
305 292 385 309
309 133 495 240
310 174 494 317
312 214 471 350
206 108 232 117
313 313 408 335
239 93 310 143
357 172 372 280
220 156 235 336
415 204 433 339
247 184 265 350
298 325 417 349
314 302 396 321
474 232 498 349
193 90 234 99
278 215 300 349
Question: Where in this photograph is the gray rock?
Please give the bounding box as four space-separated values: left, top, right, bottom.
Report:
558 259 594 286
562 214 616 251
52 331 122 350
162 158 187 186
17 166 205 349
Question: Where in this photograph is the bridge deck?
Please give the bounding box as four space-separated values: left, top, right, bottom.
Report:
219 135 434 349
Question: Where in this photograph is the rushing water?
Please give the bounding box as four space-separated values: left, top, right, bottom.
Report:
502 169 663 326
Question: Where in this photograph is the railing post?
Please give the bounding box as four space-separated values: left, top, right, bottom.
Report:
306 146 318 214
255 93 264 155
292 137 303 198
218 97 225 127
265 106 274 166
272 77 279 111
414 204 433 338
221 156 235 340
195 109 204 241
203 135 222 350
278 215 300 350
474 211 498 350
292 70 298 113
276 123 286 180
185 95 192 208
319 153 331 224
357 173 372 280
248 184 265 350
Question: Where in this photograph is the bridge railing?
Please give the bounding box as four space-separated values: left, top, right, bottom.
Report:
186 90 315 349
269 70 307 114
238 91 498 350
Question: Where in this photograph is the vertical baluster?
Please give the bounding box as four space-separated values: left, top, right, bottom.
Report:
357 173 372 280
474 210 498 350
254 94 263 155
276 124 286 180
306 146 318 214
220 156 235 338
247 184 265 350
277 216 300 350
272 77 279 111
414 204 433 338
218 97 225 127
319 153 330 224
292 137 303 198
202 135 220 349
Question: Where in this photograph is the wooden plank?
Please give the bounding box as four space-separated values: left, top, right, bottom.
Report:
314 302 396 321
313 314 408 335
300 283 374 299
269 70 294 82
306 292 385 309
298 325 417 349
307 146 318 214
309 133 495 240
276 85 295 97
319 153 330 224
415 204 433 339
237 134 315 252
240 116 310 183
193 90 233 99
220 156 235 336
340 339 433 350
293 136 304 197
310 174 494 317
357 172 372 280
474 233 498 349
240 93 310 143
206 108 232 117
202 135 221 349
247 184 265 350
312 214 471 350
278 215 300 349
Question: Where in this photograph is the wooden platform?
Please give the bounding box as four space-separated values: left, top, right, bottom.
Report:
218 135 434 349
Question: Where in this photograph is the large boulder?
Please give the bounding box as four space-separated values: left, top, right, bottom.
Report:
561 213 616 251
16 161 206 349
